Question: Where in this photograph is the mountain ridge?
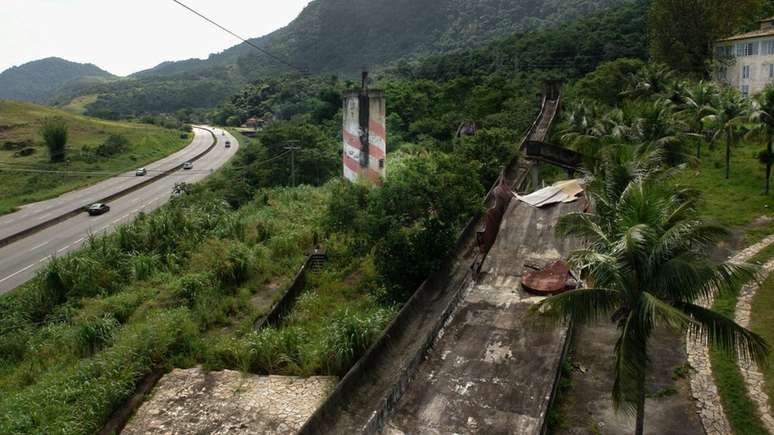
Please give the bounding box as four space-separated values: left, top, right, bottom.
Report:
0 57 114 103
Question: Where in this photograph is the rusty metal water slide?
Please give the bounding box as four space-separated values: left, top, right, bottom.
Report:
298 83 565 435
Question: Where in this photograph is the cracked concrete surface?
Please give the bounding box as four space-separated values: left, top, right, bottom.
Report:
122 368 336 435
382 199 582 434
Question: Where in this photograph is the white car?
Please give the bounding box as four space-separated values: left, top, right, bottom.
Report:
183 162 193 170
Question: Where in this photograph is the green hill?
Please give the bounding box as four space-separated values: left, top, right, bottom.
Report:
0 58 114 104
63 0 634 118
0 100 189 214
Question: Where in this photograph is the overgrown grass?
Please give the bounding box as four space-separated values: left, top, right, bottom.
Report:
672 140 774 244
748 251 774 420
0 179 341 433
710 261 770 435
203 255 395 377
0 100 189 214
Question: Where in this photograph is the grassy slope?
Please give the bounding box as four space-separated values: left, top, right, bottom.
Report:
677 140 774 434
0 131 385 433
59 94 99 115
0 100 188 214
671 141 774 244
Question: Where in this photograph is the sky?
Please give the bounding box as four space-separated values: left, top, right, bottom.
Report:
0 0 313 76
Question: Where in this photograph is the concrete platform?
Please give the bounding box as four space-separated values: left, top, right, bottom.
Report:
383 199 583 434
122 368 336 435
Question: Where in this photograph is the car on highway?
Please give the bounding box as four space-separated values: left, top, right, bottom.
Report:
135 167 147 176
87 203 110 216
225 141 231 148
183 161 193 170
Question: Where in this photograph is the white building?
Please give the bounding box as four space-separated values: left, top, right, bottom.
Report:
715 17 774 96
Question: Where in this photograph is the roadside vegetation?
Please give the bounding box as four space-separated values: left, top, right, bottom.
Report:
0 100 189 215
4 1 774 434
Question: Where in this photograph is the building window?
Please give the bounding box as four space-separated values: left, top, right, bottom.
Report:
770 64 774 78
717 67 728 81
742 85 750 96
743 65 751 79
764 40 774 55
737 42 759 56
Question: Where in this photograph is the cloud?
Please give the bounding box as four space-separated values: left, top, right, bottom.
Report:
1 0 312 76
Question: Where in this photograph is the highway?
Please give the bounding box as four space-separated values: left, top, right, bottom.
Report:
0 126 218 243
0 127 240 294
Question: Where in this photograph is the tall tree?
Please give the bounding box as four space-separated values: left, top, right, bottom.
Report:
649 0 763 74
676 81 720 159
748 85 774 194
704 89 750 179
39 117 68 163
533 166 767 435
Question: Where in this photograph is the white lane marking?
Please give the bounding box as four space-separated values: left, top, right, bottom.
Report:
112 217 123 224
29 241 48 251
74 237 84 244
0 263 36 283
57 244 72 253
38 255 53 263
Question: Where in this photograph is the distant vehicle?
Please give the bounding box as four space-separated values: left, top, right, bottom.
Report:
183 161 193 170
135 167 147 176
87 203 110 216
225 141 231 148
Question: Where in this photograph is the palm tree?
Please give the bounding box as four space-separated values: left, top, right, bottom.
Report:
704 88 749 179
623 63 675 101
560 102 636 159
677 81 719 159
632 99 690 166
748 85 774 195
533 168 767 435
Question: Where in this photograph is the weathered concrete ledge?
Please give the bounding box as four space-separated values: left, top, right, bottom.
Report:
122 368 336 434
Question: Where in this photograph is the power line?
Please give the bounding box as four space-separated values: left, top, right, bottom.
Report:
171 0 307 74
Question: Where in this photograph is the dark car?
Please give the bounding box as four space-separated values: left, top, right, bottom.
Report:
87 203 110 216
225 141 231 148
183 161 193 170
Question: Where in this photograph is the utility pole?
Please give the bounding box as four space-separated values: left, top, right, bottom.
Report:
284 140 301 187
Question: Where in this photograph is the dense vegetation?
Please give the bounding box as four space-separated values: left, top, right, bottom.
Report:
2 0 774 433
136 0 633 78
0 57 114 103
549 57 774 435
0 3 652 430
2 0 638 119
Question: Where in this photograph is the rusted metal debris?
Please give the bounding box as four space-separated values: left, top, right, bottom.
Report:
522 260 572 295
476 181 514 255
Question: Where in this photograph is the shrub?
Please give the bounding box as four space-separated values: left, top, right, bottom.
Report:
95 133 129 158
39 117 68 162
244 326 312 375
176 273 214 306
322 308 393 376
73 314 120 357
131 252 159 280
0 308 197 434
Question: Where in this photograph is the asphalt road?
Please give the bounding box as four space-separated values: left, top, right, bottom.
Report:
0 126 219 242
0 127 239 294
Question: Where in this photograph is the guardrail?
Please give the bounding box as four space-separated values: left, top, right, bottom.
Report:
0 127 218 249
